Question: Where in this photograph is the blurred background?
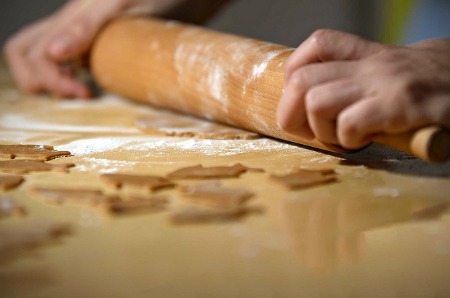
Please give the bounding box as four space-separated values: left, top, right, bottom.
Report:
0 0 448 50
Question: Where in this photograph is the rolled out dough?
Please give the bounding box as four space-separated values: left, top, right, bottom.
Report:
180 181 254 209
167 164 251 179
100 173 175 192
0 175 24 191
0 222 72 264
271 168 338 190
135 109 260 140
102 195 169 215
29 187 110 206
169 205 264 225
0 144 71 161
0 197 27 219
0 160 75 175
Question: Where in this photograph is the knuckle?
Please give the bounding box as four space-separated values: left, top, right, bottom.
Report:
309 29 334 44
288 68 312 93
305 89 326 116
64 21 91 43
337 113 359 145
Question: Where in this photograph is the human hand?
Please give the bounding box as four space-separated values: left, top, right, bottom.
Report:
3 0 183 98
277 30 450 149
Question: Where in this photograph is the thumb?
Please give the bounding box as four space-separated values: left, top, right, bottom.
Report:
46 0 130 61
285 29 384 84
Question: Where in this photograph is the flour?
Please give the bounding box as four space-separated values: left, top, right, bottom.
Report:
57 135 308 157
0 114 138 134
373 187 400 198
75 158 137 173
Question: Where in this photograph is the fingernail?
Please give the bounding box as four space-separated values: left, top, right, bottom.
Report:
49 37 72 56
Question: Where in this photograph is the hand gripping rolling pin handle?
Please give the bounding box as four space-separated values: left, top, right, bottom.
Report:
90 17 450 163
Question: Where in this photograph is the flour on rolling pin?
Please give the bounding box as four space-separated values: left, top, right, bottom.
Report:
173 27 291 134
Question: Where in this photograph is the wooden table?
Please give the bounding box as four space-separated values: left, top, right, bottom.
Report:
1 62 450 298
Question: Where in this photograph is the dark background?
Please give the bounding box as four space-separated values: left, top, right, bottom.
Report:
0 0 382 48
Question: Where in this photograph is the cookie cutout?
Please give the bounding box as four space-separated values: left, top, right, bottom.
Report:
0 222 72 264
0 197 27 219
29 187 169 217
135 112 260 140
0 160 75 174
180 181 254 209
167 164 250 180
0 175 24 191
271 168 337 190
29 187 111 206
102 195 169 215
0 144 71 161
170 205 264 225
100 173 175 192
411 202 450 220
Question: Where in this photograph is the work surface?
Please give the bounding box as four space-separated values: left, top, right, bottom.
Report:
1 64 450 298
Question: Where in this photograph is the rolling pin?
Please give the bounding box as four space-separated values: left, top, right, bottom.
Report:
90 17 450 163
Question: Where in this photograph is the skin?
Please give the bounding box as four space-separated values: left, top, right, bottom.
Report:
278 29 450 149
3 0 229 98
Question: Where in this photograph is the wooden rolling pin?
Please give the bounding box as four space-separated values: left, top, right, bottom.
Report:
90 17 450 163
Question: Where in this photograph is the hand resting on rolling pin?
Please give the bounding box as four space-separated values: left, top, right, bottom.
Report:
278 30 450 150
2 0 200 98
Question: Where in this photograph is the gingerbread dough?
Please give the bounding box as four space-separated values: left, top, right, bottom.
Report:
0 144 71 160
100 173 175 192
135 111 260 140
29 187 110 206
0 160 75 174
30 187 169 216
180 181 254 209
411 202 450 220
167 164 250 179
0 222 72 264
271 169 338 190
169 205 264 225
0 197 27 219
0 175 24 191
102 195 169 215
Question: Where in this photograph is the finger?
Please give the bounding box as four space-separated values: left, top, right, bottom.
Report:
47 0 131 60
3 19 53 93
277 61 357 139
6 48 43 93
305 79 364 144
37 59 90 98
285 29 384 85
336 96 407 149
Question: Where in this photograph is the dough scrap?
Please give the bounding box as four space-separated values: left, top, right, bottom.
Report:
0 160 75 174
101 195 169 215
0 144 71 161
167 164 250 179
0 222 72 264
169 205 264 225
29 187 111 206
0 175 24 191
29 187 169 216
135 113 260 140
100 173 175 191
271 168 337 190
180 181 254 209
0 197 27 219
411 202 450 220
